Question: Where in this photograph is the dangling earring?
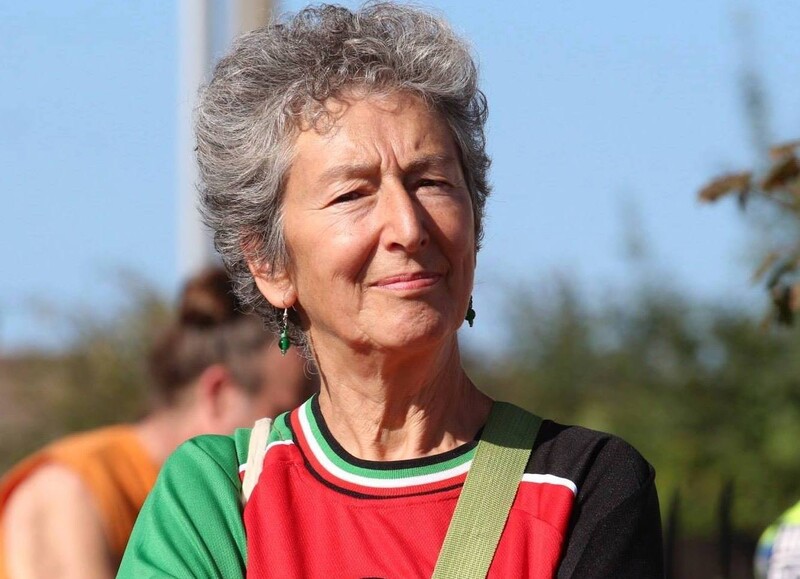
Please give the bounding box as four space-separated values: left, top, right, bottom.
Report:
279 308 291 355
465 296 476 327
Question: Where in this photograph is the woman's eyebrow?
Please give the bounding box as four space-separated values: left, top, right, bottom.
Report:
403 154 458 174
317 154 457 184
318 162 375 184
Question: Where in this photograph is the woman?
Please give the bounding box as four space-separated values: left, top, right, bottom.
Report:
120 4 663 578
0 267 313 578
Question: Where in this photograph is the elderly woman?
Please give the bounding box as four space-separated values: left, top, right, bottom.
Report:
119 3 663 578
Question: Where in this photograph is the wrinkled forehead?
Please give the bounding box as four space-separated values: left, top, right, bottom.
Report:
286 92 463 188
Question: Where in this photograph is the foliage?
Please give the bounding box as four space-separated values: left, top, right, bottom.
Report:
0 272 171 471
468 278 800 536
699 140 800 325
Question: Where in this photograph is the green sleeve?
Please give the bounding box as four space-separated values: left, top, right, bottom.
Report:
117 433 250 578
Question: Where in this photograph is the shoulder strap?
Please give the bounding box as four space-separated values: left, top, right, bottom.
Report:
432 401 542 579
240 417 273 504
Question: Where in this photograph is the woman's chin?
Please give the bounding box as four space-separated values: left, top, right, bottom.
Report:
361 316 458 354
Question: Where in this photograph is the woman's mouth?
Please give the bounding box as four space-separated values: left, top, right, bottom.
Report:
372 272 442 291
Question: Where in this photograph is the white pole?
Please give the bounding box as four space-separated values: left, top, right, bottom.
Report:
229 0 274 38
177 0 213 280
177 0 274 281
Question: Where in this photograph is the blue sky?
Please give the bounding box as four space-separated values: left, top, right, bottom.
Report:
2 1 799 352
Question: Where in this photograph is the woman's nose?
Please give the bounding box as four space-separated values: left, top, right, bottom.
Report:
378 182 429 253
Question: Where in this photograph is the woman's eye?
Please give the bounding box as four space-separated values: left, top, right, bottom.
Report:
418 179 445 189
332 191 363 204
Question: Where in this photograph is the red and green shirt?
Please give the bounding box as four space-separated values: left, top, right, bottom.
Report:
119 396 663 578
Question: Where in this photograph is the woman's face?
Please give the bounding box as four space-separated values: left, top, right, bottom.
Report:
257 92 475 355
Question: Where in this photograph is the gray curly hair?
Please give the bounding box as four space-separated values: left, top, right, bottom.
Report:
196 2 491 347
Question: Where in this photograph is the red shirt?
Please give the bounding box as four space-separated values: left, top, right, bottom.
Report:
243 397 657 578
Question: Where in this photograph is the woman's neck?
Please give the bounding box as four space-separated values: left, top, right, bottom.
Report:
133 406 196 467
313 337 492 462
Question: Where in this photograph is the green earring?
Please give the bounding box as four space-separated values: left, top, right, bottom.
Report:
279 308 291 355
465 296 476 327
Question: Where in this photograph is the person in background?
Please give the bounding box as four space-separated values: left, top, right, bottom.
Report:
755 499 800 578
0 267 316 578
119 4 663 578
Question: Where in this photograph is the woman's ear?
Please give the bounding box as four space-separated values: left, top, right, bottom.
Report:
247 259 297 309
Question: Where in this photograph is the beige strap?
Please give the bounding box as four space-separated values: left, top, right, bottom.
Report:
241 417 273 503
431 402 542 579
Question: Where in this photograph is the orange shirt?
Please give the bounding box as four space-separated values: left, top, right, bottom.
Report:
0 425 159 576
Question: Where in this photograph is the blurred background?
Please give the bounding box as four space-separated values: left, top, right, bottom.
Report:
2 1 799 577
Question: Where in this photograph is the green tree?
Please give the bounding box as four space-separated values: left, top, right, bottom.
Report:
468 275 800 536
0 272 170 471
